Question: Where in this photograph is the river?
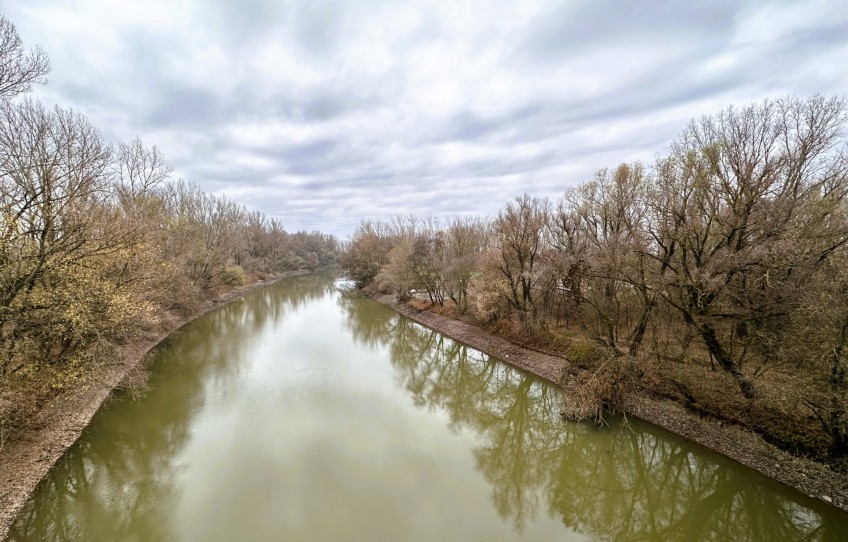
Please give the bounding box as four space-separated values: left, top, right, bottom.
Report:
8 272 848 541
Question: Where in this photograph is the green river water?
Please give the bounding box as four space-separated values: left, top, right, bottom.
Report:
9 272 848 541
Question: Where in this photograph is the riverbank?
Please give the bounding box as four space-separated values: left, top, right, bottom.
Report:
374 294 848 513
0 270 310 539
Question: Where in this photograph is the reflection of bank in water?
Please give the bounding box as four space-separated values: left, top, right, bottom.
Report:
371 311 848 540
11 274 848 541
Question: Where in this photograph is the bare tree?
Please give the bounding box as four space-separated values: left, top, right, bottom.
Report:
646 96 848 398
555 163 651 351
492 194 552 328
0 99 113 309
441 217 488 313
0 15 49 101
162 180 248 287
112 137 172 203
789 250 848 454
0 99 129 373
339 220 394 288
376 237 417 301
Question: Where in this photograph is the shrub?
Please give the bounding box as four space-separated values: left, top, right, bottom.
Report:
561 355 632 425
565 338 604 368
219 264 247 286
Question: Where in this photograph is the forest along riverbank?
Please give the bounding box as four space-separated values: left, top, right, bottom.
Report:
373 293 848 514
0 271 311 539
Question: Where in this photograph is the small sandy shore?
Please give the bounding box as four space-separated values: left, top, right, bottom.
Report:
0 271 309 540
375 294 848 514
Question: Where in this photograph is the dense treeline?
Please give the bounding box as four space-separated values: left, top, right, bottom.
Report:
0 15 337 438
341 95 848 460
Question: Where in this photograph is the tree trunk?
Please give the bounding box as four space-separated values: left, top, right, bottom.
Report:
700 324 757 399
628 298 654 356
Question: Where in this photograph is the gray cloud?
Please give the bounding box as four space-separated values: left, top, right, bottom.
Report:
5 0 847 238
145 85 222 128
522 0 739 59
208 0 287 47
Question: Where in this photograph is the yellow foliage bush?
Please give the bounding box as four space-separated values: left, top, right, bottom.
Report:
219 264 247 286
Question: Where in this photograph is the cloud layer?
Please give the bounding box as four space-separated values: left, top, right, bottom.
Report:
6 0 848 237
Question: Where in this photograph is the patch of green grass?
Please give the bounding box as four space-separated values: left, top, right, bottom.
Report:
565 338 604 368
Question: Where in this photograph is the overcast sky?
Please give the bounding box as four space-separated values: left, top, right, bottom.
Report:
5 0 848 237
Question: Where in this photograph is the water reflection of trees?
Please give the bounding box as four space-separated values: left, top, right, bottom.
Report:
337 289 398 350
10 273 337 541
340 295 848 541
547 424 848 541
13 282 847 541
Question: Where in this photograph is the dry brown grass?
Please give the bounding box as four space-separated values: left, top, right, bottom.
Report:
406 298 431 311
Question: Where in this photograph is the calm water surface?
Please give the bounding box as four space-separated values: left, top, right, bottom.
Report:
10 273 848 541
